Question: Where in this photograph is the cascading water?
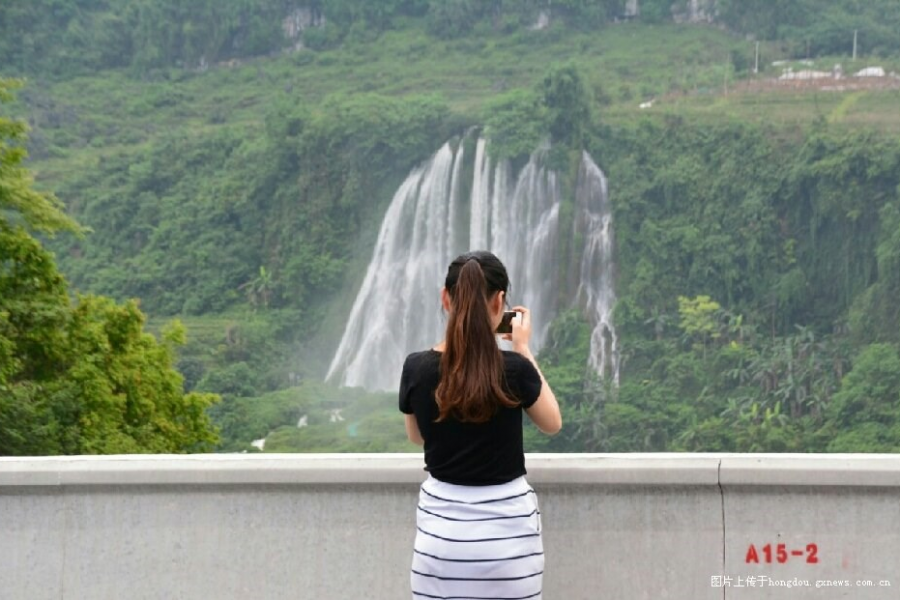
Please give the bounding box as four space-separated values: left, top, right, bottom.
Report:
471 138 561 352
575 152 620 385
326 137 618 391
324 143 463 392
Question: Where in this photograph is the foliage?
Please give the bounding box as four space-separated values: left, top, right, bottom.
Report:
483 89 548 159
0 80 81 236
51 92 450 316
718 0 900 57
0 80 219 455
677 295 721 348
2 0 898 80
426 0 481 39
481 64 592 161
848 200 900 344
208 380 414 452
825 344 900 451
591 116 900 453
530 310 599 451
638 0 673 24
541 64 592 154
0 0 297 75
5 5 900 454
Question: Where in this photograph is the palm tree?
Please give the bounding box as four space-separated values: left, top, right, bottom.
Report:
239 266 274 310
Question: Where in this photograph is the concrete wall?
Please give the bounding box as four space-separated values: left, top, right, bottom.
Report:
1 453 898 599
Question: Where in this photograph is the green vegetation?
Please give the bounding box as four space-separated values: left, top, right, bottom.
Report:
717 0 900 57
592 120 900 451
0 79 219 455
3 1 900 454
49 92 449 316
214 382 417 453
3 1 898 78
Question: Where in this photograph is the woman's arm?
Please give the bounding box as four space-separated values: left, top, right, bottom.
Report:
517 346 562 435
405 414 425 446
507 305 562 435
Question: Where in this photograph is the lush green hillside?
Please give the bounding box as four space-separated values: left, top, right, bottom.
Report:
0 79 220 456
3 0 899 77
4 2 900 453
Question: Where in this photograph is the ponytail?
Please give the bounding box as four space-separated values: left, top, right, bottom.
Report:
436 254 519 423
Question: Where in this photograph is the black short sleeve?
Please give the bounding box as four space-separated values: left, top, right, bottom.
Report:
398 349 538 485
399 355 414 414
514 355 542 409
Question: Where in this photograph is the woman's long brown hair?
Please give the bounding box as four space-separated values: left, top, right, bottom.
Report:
435 251 520 423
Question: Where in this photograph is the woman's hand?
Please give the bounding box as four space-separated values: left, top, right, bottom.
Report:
501 305 532 354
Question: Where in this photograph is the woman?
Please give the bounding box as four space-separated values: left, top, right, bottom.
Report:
399 250 562 600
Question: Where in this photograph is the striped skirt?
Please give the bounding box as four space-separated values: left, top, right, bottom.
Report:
410 474 544 600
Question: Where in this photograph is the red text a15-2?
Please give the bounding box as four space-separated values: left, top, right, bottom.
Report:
746 543 819 564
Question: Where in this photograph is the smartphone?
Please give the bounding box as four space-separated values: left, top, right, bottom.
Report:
496 311 518 334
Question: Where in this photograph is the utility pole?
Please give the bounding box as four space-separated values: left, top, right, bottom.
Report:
853 29 858 60
754 41 760 74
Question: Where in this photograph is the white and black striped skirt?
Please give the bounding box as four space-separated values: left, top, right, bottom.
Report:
410 474 544 600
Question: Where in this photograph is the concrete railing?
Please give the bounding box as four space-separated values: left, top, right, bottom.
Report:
2 453 899 599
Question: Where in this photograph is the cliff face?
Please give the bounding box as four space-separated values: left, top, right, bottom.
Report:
618 1 720 24
671 0 718 24
624 0 640 18
282 7 326 51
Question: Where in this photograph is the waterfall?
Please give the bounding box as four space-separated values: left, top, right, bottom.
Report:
326 138 617 391
324 143 463 392
576 152 620 385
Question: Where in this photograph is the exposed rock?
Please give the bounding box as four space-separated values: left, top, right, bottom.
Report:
529 10 550 30
282 7 325 51
283 7 324 39
625 0 640 18
672 0 717 24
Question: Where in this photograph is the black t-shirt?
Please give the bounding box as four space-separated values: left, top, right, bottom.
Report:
399 349 542 486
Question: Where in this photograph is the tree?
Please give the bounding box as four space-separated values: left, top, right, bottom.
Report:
0 78 219 455
0 80 80 235
848 201 900 344
540 64 592 154
427 0 479 39
826 344 900 452
678 295 721 351
239 266 275 310
482 89 549 160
